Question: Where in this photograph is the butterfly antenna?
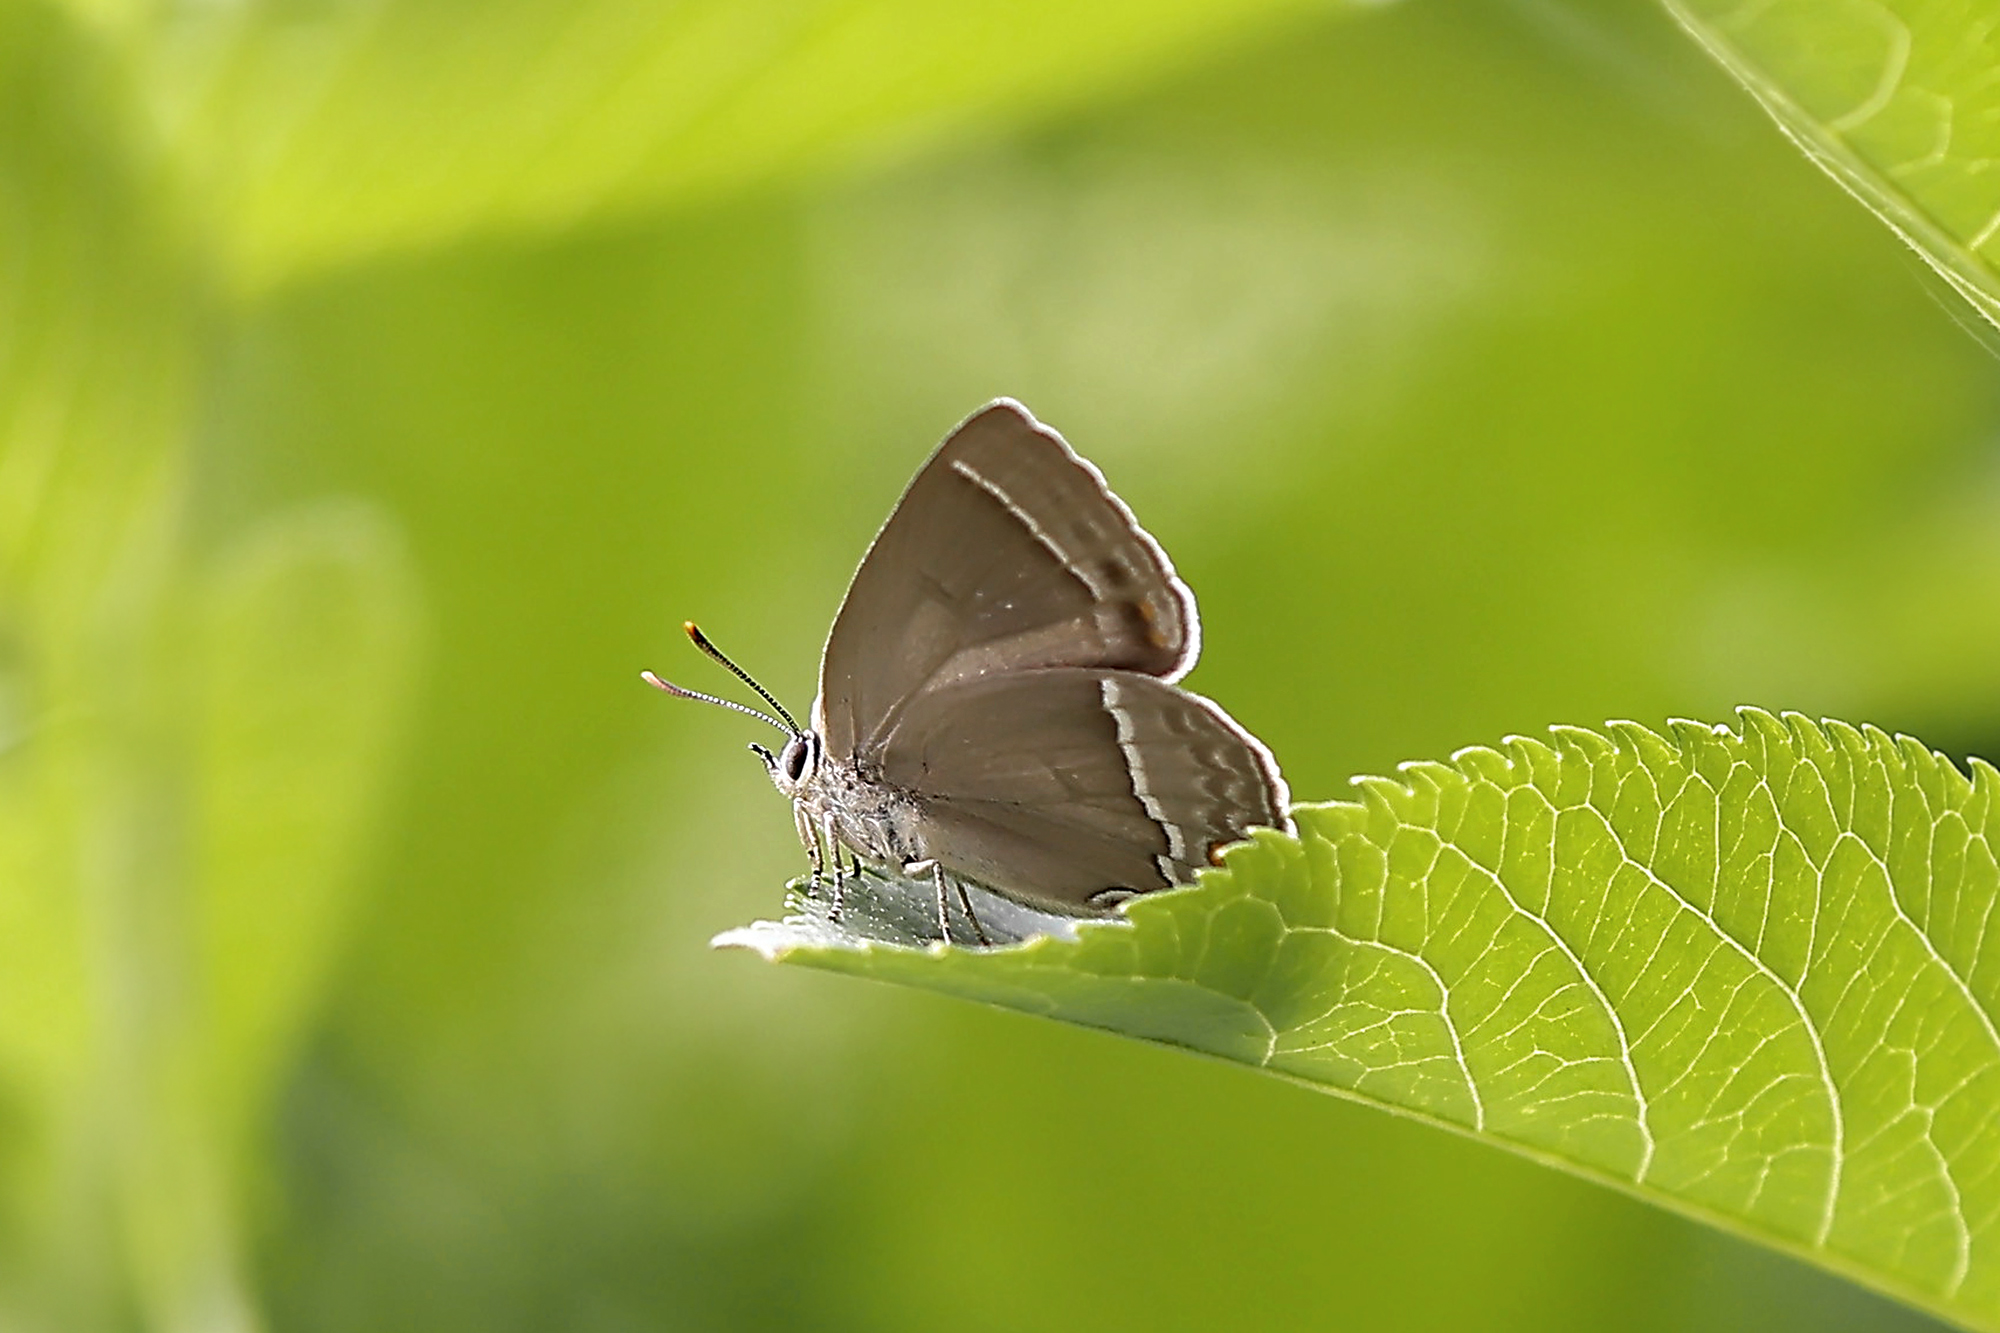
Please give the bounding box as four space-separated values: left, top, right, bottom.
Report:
640 671 793 734
676 621 804 734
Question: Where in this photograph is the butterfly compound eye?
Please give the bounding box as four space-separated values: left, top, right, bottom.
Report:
780 735 813 785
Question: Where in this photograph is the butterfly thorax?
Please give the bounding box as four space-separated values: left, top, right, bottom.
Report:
769 731 930 869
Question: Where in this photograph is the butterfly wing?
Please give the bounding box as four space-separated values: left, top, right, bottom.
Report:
875 667 1290 913
815 399 1197 761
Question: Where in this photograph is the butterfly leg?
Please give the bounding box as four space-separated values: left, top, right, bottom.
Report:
796 803 825 893
904 859 990 947
904 859 951 944
955 877 991 947
821 814 847 923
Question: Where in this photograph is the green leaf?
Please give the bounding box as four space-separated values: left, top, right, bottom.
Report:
720 709 2000 1330
140 0 1351 292
1665 0 2000 331
0 10 422 1324
195 501 418 1152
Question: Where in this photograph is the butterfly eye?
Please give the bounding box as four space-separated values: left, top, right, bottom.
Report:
781 736 813 784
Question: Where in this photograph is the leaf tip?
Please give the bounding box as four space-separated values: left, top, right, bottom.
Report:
710 920 809 960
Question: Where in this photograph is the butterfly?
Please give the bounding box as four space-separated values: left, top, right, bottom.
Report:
648 399 1289 944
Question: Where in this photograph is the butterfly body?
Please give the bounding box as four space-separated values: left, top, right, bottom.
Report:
768 734 931 874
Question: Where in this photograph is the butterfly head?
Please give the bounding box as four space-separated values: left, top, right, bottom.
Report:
759 730 823 798
644 621 815 785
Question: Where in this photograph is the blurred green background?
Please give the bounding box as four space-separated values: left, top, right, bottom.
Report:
5 0 1996 1328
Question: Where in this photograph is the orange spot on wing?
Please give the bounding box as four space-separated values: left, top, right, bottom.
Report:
1132 598 1171 649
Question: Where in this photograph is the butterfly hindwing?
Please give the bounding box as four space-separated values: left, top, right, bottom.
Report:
875 667 1289 912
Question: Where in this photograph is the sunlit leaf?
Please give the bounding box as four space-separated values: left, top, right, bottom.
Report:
723 709 2000 1330
142 0 1354 291
1666 0 2000 331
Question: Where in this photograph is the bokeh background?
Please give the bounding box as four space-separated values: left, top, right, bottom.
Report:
5 0 1997 1328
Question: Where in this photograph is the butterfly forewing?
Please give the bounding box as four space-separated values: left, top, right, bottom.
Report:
875 667 1289 912
816 400 1196 760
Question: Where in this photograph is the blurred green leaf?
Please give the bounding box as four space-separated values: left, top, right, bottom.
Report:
195 502 417 1152
0 8 214 1322
724 708 2000 1330
1666 0 2000 330
146 0 1355 292
0 7 421 1327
